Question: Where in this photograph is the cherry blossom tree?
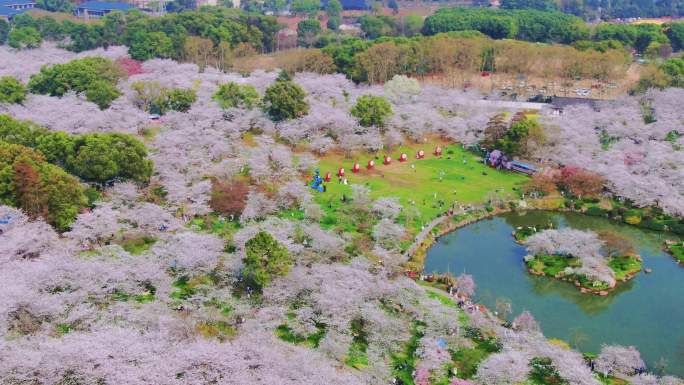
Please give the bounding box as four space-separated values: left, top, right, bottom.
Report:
65 203 129 246
241 191 279 223
512 310 541 333
371 197 402 220
595 344 646 377
351 184 372 206
0 206 65 262
455 273 476 297
384 75 421 104
475 348 531 385
372 219 406 250
304 203 324 222
276 180 313 210
149 231 225 273
538 91 684 216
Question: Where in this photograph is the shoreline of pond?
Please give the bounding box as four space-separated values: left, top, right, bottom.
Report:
420 210 684 377
404 202 683 275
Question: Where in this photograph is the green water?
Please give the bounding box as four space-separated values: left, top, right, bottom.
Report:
424 211 684 376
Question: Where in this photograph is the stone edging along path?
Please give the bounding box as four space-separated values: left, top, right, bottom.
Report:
403 205 511 266
403 198 581 264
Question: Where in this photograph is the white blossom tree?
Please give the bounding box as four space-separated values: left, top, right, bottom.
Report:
372 219 405 250
475 348 531 385
455 273 476 297
595 344 645 377
512 310 540 334
371 197 402 220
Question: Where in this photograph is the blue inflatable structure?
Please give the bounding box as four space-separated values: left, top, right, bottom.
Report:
310 169 326 192
0 215 13 225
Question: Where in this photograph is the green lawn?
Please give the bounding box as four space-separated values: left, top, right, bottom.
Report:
450 346 490 379
188 214 241 241
607 255 642 281
426 288 458 308
117 236 157 255
596 374 629 385
450 328 502 379
313 141 528 235
666 242 684 263
344 318 369 369
526 254 580 277
197 320 236 342
391 320 426 385
111 281 157 303
275 323 327 348
169 274 218 300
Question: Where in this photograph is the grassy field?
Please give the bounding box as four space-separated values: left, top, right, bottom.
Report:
311 139 528 235
666 242 684 263
526 254 581 277
344 318 369 369
608 255 642 281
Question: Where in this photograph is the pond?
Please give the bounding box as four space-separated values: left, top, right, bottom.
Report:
424 211 684 376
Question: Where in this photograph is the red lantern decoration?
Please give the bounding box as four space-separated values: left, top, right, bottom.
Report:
416 150 425 159
383 156 391 165
367 160 375 169
338 168 345 177
324 172 331 182
353 163 360 173
434 146 442 156
399 153 408 162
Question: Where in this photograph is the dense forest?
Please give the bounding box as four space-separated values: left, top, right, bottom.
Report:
422 7 684 51
500 0 684 19
0 8 279 59
1 8 683 88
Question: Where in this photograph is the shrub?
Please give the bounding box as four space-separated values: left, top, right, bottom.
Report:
624 216 642 225
131 81 197 114
554 167 605 199
585 206 608 217
163 88 197 113
262 80 309 121
638 219 666 231
127 31 174 61
85 80 122 109
115 58 144 76
623 209 642 225
213 82 260 109
524 173 557 196
28 57 124 110
66 133 153 184
241 231 292 292
0 140 87 230
8 26 42 49
351 95 393 127
529 357 568 385
0 115 153 184
0 19 7 43
0 76 27 104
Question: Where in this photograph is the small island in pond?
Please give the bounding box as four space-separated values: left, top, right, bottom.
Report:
521 228 642 295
